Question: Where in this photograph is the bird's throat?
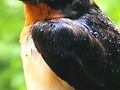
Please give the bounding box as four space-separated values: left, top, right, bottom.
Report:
24 3 63 26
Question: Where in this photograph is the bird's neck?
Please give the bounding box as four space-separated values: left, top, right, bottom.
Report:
24 3 63 26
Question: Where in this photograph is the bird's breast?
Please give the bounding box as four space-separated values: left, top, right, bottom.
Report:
20 26 74 90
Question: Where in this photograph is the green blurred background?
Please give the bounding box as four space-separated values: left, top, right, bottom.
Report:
0 0 120 90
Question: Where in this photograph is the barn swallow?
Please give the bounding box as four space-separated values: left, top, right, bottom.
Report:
20 0 120 90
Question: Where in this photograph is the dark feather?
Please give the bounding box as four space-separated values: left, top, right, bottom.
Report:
31 2 120 90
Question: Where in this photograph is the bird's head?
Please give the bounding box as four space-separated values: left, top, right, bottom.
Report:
21 0 95 25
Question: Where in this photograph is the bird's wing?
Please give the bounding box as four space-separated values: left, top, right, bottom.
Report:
31 14 120 88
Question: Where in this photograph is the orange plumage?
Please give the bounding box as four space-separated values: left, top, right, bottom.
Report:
24 3 63 25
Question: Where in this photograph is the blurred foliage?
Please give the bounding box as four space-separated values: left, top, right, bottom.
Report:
0 0 120 90
0 0 26 90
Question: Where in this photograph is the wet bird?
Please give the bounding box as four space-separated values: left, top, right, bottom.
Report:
20 0 120 90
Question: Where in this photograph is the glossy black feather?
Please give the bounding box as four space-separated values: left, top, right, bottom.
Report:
31 2 120 90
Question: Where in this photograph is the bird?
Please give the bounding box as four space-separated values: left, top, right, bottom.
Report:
20 0 120 90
